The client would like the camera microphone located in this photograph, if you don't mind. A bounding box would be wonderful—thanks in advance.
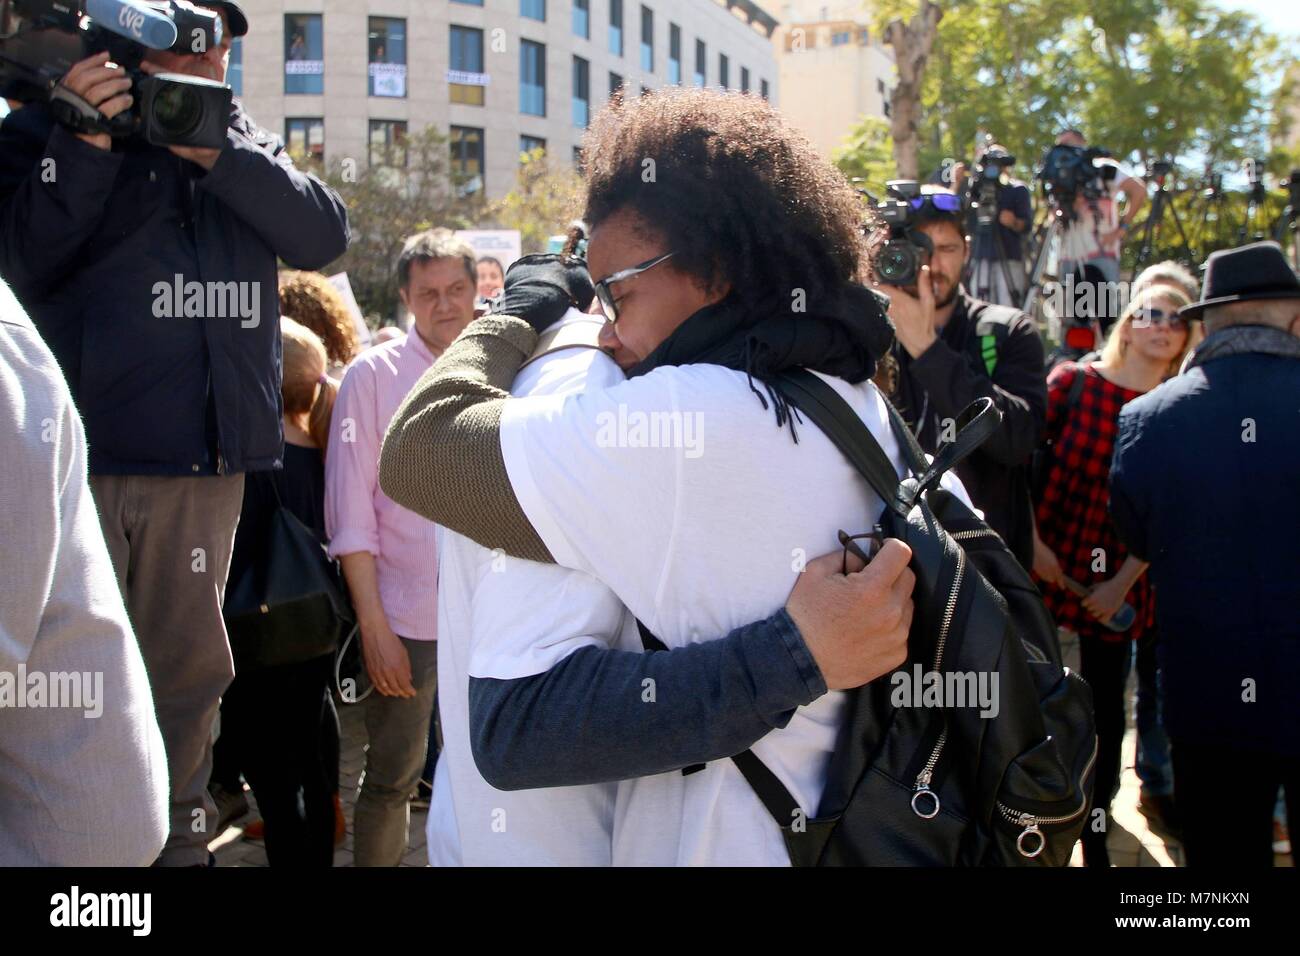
[85,0,180,51]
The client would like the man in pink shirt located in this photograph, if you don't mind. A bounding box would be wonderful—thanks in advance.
[326,229,477,866]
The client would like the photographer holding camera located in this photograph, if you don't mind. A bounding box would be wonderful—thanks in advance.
[0,1,350,866]
[965,145,1033,308]
[878,185,1047,571]
[1054,129,1146,284]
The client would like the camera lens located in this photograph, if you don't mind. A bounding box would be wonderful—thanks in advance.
[878,242,915,284]
[151,82,204,140]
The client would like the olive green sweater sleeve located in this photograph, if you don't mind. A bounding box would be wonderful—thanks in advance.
[378,314,553,562]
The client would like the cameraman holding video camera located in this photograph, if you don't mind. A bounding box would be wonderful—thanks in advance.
[0,1,350,866]
[1054,129,1146,284]
[964,144,1033,308]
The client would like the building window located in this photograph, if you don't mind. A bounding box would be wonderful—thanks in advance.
[521,0,545,22]
[694,39,705,87]
[572,55,590,127]
[668,23,681,84]
[573,145,584,171]
[740,66,749,94]
[368,17,407,97]
[832,30,851,46]
[609,0,623,57]
[640,6,654,72]
[453,0,483,4]
[369,120,407,167]
[573,0,589,39]
[760,78,769,100]
[284,14,324,94]
[520,40,546,116]
[449,26,486,106]
[609,71,623,99]
[285,117,324,162]
[228,36,242,95]
[450,126,484,194]
[719,53,729,89]
[877,79,886,95]
[520,135,546,159]
[857,27,870,45]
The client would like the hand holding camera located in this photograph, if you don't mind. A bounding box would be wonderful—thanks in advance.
[58,51,132,151]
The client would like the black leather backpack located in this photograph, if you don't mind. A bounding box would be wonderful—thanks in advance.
[724,370,1097,866]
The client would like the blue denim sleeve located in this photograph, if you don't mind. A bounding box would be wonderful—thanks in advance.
[467,608,827,790]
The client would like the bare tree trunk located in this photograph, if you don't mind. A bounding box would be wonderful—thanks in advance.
[885,1,945,180]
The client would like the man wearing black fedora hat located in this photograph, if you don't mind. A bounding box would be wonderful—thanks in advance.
[1109,240,1300,868]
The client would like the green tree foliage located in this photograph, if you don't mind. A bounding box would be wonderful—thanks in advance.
[314,126,485,323]
[833,116,896,195]
[488,148,584,255]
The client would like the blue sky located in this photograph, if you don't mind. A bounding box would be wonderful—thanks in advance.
[1217,0,1300,43]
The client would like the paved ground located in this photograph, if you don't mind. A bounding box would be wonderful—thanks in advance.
[211,631,1291,868]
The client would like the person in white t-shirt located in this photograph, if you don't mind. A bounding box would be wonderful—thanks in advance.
[1054,129,1147,285]
[380,89,939,865]
[430,306,935,865]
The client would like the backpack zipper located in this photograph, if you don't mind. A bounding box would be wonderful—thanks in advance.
[995,736,1099,858]
[950,528,997,541]
[910,546,966,819]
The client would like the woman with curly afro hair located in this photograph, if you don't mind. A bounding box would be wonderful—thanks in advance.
[379,88,950,866]
[278,270,361,376]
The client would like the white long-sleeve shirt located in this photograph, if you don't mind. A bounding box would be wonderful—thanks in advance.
[0,278,168,865]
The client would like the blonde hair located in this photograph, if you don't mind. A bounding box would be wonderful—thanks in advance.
[280,316,337,456]
[1098,285,1196,380]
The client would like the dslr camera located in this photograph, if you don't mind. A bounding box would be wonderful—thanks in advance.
[1038,143,1117,221]
[874,180,934,287]
[0,0,233,148]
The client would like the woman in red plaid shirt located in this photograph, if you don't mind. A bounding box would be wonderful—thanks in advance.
[1032,284,1197,866]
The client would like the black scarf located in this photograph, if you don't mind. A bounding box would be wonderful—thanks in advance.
[626,283,895,438]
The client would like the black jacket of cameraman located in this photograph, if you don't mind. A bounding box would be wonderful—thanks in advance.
[0,100,350,476]
[890,289,1046,568]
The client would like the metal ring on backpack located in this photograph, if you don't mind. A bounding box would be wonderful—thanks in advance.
[1016,828,1046,858]
[911,790,941,819]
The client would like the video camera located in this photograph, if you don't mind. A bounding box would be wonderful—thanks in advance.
[967,145,1015,228]
[1038,143,1117,220]
[874,180,934,287]
[0,0,232,148]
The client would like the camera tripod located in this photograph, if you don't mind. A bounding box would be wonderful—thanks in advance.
[963,197,1024,307]
[1278,170,1300,272]
[1193,172,1235,258]
[1132,161,1194,274]
[1240,158,1270,245]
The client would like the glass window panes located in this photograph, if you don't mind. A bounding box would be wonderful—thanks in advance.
[284,14,324,94]
[285,117,324,162]
[609,0,623,57]
[451,126,484,194]
[520,135,546,159]
[572,55,590,128]
[640,6,653,72]
[668,23,681,84]
[741,66,749,93]
[369,120,407,167]
[521,0,545,22]
[369,17,407,97]
[719,53,728,89]
[609,71,623,99]
[761,78,769,100]
[450,25,486,106]
[520,40,546,116]
[573,0,589,38]
[228,36,242,95]
[694,39,705,87]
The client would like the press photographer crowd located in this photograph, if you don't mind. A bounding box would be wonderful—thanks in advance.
[1,0,1298,873]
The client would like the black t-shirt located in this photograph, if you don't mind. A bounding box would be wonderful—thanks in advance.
[970,180,1032,261]
[227,442,326,593]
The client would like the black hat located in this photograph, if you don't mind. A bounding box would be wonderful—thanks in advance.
[205,1,249,38]
[1179,240,1300,319]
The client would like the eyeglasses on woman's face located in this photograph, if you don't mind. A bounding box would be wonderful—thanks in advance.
[592,251,676,325]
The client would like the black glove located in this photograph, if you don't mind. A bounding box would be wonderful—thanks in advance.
[492,254,595,333]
